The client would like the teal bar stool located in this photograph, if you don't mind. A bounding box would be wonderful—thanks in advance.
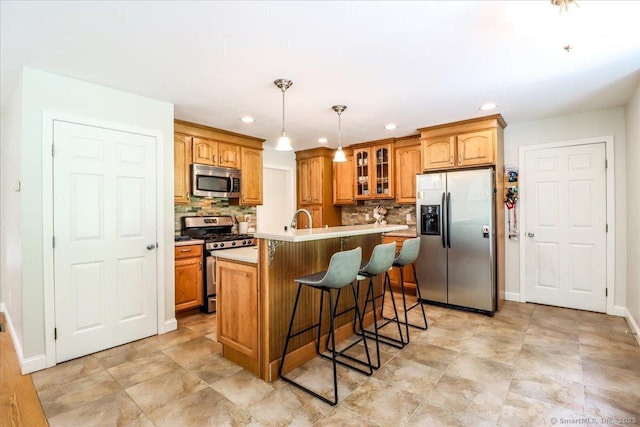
[354,241,405,368]
[383,237,428,344]
[278,247,372,406]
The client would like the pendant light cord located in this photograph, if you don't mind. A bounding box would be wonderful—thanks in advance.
[281,88,286,134]
[337,111,342,149]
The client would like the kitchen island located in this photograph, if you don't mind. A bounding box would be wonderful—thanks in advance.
[233,223,408,381]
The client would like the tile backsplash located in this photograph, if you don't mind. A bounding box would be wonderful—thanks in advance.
[341,201,416,226]
[175,196,256,234]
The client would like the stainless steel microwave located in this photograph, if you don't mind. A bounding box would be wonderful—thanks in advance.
[191,163,241,198]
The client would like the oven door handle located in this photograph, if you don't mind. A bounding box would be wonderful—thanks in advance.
[206,254,216,297]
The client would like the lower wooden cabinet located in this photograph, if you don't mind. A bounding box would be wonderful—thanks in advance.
[382,236,417,296]
[216,259,259,362]
[174,244,203,311]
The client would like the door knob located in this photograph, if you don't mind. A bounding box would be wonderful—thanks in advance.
[527,232,535,238]
[146,244,157,250]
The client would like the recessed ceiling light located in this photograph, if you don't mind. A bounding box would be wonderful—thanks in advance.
[479,103,497,111]
[240,116,255,123]
[384,123,397,130]
[318,137,328,144]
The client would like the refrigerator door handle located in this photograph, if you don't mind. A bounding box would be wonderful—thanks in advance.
[446,192,451,248]
[441,192,446,248]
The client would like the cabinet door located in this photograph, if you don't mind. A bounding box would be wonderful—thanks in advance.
[297,159,310,205]
[422,136,455,171]
[174,134,191,204]
[354,148,371,199]
[456,130,494,167]
[192,136,217,165]
[333,154,355,205]
[240,147,263,205]
[174,255,203,311]
[308,157,324,204]
[216,260,258,359]
[372,144,393,198]
[218,142,240,168]
[395,144,421,204]
[296,205,322,229]
[298,157,323,205]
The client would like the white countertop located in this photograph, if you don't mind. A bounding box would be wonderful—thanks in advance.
[253,223,409,242]
[174,239,205,247]
[213,246,258,264]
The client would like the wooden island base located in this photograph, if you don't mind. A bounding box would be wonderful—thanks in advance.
[213,223,409,382]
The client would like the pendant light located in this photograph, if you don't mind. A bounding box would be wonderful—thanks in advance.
[332,105,347,162]
[274,78,293,151]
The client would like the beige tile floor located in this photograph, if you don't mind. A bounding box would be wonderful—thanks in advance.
[32,298,640,426]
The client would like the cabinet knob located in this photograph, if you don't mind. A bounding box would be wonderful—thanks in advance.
[458,154,462,164]
[450,156,454,165]
[147,244,157,250]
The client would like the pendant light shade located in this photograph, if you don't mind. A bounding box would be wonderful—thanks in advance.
[332,105,347,163]
[274,79,293,151]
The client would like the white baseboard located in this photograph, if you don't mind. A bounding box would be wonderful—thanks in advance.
[21,354,48,374]
[2,303,49,374]
[625,308,640,346]
[610,305,626,317]
[163,318,177,333]
[504,292,521,302]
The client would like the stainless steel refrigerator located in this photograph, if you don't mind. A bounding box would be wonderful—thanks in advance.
[415,168,496,315]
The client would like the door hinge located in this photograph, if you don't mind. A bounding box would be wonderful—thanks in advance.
[52,235,56,248]
[606,224,609,233]
[54,328,57,340]
[605,159,608,169]
[606,288,608,297]
[52,145,55,156]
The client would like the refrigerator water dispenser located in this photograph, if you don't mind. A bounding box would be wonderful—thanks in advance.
[420,205,440,235]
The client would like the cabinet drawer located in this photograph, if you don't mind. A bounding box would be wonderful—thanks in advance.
[174,244,203,259]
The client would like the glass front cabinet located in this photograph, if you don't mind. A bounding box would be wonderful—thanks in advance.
[354,143,393,200]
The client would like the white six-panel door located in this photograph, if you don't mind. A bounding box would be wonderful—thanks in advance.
[524,143,606,312]
[53,120,158,362]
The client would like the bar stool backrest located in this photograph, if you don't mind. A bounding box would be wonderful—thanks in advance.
[361,242,396,276]
[394,237,420,266]
[315,247,362,289]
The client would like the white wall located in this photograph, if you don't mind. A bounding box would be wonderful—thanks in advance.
[0,72,24,355]
[625,82,640,332]
[503,108,627,308]
[13,68,174,361]
[257,146,297,231]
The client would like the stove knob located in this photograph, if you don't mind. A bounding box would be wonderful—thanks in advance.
[232,241,237,246]
[220,243,225,248]
[212,243,218,249]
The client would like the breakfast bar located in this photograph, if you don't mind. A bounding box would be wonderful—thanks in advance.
[221,223,407,382]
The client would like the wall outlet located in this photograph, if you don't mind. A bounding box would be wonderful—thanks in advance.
[406,213,412,222]
[364,213,370,221]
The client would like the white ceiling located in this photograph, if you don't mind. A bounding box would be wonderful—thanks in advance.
[2,1,639,151]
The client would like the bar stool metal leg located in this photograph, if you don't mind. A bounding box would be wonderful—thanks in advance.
[279,247,371,406]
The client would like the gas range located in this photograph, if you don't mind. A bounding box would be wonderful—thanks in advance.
[181,215,256,251]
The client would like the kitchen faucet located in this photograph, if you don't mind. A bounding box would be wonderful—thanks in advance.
[290,208,312,229]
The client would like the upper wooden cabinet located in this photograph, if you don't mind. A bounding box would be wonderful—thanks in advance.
[333,149,355,205]
[394,136,421,204]
[192,137,240,168]
[295,148,341,228]
[419,115,506,171]
[240,147,263,205]
[353,141,393,200]
[174,119,264,205]
[174,133,191,204]
[298,156,324,205]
